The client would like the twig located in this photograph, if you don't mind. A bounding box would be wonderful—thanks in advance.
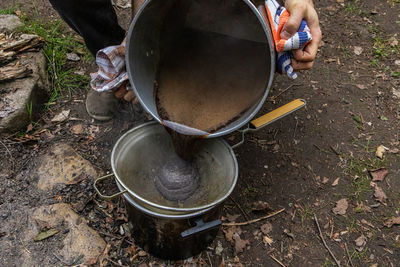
[222,208,285,226]
[313,215,341,267]
[229,196,250,221]
[329,145,341,156]
[98,231,133,245]
[270,255,286,267]
[106,257,126,267]
[19,237,31,254]
[345,243,355,267]
[52,253,68,265]
[271,84,302,100]
[206,251,213,267]
[0,140,14,169]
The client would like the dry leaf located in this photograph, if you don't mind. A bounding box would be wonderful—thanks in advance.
[389,148,399,154]
[389,37,398,47]
[66,52,80,61]
[332,198,348,215]
[384,217,400,227]
[369,168,388,181]
[219,258,225,267]
[226,214,240,222]
[361,219,374,228]
[138,250,147,257]
[376,145,388,159]
[355,235,367,247]
[233,233,249,254]
[260,222,273,235]
[51,110,70,122]
[332,178,340,186]
[251,201,271,212]
[322,177,329,184]
[34,228,59,241]
[354,46,363,55]
[263,235,273,246]
[356,84,366,90]
[374,186,387,204]
[223,226,241,243]
[72,124,84,135]
[215,241,223,255]
[355,202,371,213]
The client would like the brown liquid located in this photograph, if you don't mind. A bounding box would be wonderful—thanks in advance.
[154,29,269,200]
[156,29,268,134]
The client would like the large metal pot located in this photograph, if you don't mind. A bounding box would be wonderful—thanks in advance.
[94,122,238,259]
[125,0,276,138]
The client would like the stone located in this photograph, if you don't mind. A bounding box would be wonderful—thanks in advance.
[0,15,23,33]
[0,51,48,133]
[35,143,100,190]
[26,203,106,265]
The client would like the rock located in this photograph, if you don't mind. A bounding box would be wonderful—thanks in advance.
[0,15,23,33]
[35,143,100,190]
[26,203,106,265]
[0,51,48,133]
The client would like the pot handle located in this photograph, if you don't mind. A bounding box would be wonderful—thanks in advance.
[93,173,128,200]
[231,99,306,148]
[181,217,222,238]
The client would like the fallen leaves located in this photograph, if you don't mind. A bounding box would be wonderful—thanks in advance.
[369,168,388,181]
[353,46,363,55]
[354,235,367,251]
[51,109,70,122]
[332,198,348,215]
[263,235,273,246]
[223,226,249,254]
[34,228,59,242]
[71,124,84,135]
[375,145,389,159]
[260,222,272,235]
[251,201,271,212]
[373,185,387,204]
[384,217,400,228]
[331,178,340,186]
[233,233,249,254]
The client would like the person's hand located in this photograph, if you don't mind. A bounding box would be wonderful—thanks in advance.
[281,0,322,71]
[114,83,138,104]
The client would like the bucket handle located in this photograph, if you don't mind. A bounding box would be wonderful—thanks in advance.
[181,217,222,238]
[231,99,306,148]
[93,173,128,200]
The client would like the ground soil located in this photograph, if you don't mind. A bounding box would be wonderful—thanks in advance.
[1,0,400,266]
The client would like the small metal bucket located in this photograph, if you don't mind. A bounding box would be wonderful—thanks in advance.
[126,0,276,138]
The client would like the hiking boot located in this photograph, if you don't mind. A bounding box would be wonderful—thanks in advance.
[85,90,118,121]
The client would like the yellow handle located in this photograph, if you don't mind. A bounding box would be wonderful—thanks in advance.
[250,99,306,129]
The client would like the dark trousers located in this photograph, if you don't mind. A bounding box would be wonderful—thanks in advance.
[48,0,126,56]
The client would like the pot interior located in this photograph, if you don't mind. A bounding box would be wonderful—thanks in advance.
[126,0,275,137]
[112,122,238,212]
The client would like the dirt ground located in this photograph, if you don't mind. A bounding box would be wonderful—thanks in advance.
[1,0,400,266]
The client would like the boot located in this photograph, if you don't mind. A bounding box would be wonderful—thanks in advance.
[85,90,118,121]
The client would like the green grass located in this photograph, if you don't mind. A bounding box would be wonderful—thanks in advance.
[0,5,93,107]
[19,17,91,104]
[344,154,386,201]
[0,6,19,15]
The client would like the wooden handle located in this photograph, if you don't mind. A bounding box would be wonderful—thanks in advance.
[250,99,306,129]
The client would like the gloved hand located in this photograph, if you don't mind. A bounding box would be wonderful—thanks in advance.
[265,0,321,78]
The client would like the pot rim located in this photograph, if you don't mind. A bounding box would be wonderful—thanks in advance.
[111,121,238,213]
[117,180,216,219]
[125,0,276,138]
